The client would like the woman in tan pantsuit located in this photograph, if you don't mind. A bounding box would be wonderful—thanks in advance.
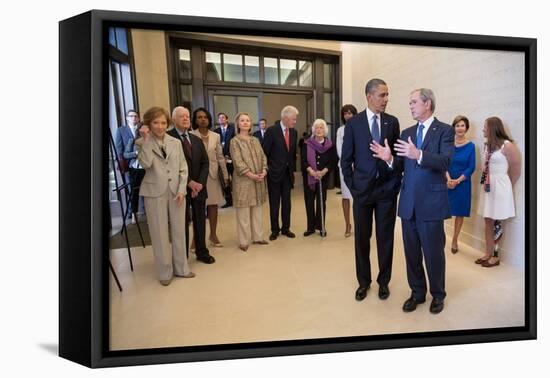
[191,107,229,248]
[230,112,269,251]
[136,106,195,286]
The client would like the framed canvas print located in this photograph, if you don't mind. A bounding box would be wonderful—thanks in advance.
[59,9,536,368]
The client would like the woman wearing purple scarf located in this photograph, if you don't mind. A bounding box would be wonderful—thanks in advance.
[301,119,338,237]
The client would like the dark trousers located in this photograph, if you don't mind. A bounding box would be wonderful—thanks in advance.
[401,214,446,301]
[223,162,234,205]
[128,168,145,214]
[303,176,327,232]
[353,197,397,288]
[267,175,292,233]
[186,195,209,258]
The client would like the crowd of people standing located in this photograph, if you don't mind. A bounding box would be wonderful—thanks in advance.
[114,78,522,314]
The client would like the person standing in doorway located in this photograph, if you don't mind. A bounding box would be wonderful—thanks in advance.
[215,112,235,208]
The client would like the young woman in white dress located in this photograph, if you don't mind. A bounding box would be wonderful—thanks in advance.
[477,116,521,267]
[336,104,358,237]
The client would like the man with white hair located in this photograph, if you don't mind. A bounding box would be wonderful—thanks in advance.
[168,106,215,264]
[262,105,299,240]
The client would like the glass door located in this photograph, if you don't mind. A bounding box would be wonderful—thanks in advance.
[207,89,263,131]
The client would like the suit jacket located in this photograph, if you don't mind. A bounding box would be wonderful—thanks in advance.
[341,110,402,204]
[191,129,229,181]
[397,118,455,221]
[122,134,139,167]
[262,122,298,183]
[214,124,236,157]
[114,124,136,159]
[135,134,188,198]
[167,128,209,201]
[253,129,266,144]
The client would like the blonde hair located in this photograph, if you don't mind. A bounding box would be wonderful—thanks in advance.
[235,112,252,134]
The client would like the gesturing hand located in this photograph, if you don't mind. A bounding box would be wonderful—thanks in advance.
[139,125,150,140]
[395,137,421,160]
[370,138,392,162]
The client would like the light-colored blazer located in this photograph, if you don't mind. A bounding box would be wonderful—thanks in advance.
[230,135,268,208]
[136,134,188,198]
[191,129,228,181]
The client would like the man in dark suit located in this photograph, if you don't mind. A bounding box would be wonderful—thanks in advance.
[262,106,298,240]
[168,106,215,264]
[214,112,235,208]
[341,78,402,302]
[253,118,268,143]
[393,88,454,314]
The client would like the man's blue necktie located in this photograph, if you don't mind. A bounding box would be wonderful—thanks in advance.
[371,115,380,143]
[416,123,425,149]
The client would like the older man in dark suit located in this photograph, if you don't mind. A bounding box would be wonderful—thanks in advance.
[392,88,454,314]
[262,106,298,240]
[341,78,402,302]
[168,106,215,264]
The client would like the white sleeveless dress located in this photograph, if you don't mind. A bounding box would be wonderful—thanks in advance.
[477,140,515,220]
[336,125,352,200]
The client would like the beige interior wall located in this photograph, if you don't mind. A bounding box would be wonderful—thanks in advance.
[131,29,170,113]
[342,42,525,267]
[193,32,342,52]
[263,93,307,134]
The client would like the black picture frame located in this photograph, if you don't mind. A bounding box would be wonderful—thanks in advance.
[59,9,537,368]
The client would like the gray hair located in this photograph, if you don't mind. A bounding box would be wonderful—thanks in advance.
[411,88,436,112]
[365,78,387,96]
[311,118,329,136]
[281,105,299,119]
[171,106,189,119]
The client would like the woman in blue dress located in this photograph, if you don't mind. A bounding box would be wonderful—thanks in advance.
[446,115,476,254]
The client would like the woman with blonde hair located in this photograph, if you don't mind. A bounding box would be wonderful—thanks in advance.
[477,116,521,267]
[136,106,195,285]
[230,112,269,251]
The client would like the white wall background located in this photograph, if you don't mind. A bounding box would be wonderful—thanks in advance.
[2,0,546,377]
[341,43,525,267]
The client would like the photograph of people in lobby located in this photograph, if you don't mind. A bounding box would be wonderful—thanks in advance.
[107,27,526,351]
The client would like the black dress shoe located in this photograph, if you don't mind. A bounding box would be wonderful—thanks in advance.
[196,254,216,264]
[303,230,315,237]
[430,298,445,314]
[355,286,370,301]
[269,232,279,241]
[402,296,425,312]
[378,285,390,300]
[281,230,296,238]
